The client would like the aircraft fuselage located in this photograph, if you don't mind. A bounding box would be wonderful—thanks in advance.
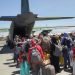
[9,12,35,40]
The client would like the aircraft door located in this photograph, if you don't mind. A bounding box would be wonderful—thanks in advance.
[13,26,26,38]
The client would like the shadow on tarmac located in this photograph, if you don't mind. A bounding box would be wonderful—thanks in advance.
[6,58,13,61]
[0,44,20,75]
[3,62,14,65]
[0,45,13,54]
[0,45,4,47]
[3,56,20,75]
[12,70,20,75]
[9,64,17,67]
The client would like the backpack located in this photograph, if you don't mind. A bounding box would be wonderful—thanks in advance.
[62,38,67,46]
[31,47,42,64]
[53,44,62,56]
[62,38,71,48]
[41,36,50,52]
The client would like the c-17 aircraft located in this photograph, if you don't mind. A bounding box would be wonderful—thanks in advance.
[0,0,75,41]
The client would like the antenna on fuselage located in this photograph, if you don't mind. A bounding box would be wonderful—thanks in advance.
[21,0,30,14]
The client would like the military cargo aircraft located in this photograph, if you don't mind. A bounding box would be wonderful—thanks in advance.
[0,0,75,41]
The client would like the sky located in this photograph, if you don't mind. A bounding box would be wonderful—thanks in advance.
[0,0,75,28]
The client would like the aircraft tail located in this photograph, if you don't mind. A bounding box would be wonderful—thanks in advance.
[21,0,30,14]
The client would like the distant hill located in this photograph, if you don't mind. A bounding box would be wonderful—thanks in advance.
[0,28,9,32]
[0,25,75,32]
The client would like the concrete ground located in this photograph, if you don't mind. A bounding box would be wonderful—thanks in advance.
[0,41,72,75]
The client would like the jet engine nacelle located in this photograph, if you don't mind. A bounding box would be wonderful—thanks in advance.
[14,12,36,26]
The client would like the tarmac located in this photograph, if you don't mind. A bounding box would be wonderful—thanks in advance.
[0,41,72,75]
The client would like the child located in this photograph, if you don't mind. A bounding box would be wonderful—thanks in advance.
[18,50,30,75]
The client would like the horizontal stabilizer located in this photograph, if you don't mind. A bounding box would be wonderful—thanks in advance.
[36,17,75,21]
[0,16,16,21]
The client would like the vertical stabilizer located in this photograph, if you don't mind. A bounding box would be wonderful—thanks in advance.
[21,0,30,14]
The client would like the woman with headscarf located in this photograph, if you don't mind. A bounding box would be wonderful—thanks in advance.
[61,33,71,69]
[28,39,44,75]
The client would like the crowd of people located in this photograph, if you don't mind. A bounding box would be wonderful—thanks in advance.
[10,32,75,75]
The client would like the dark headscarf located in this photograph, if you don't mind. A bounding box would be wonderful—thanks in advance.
[51,36,58,45]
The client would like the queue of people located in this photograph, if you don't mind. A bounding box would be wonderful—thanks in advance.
[11,32,75,75]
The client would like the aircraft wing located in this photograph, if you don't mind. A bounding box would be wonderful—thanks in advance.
[0,16,75,21]
[35,17,75,21]
[0,16,16,21]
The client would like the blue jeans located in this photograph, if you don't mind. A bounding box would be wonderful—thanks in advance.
[63,54,70,68]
